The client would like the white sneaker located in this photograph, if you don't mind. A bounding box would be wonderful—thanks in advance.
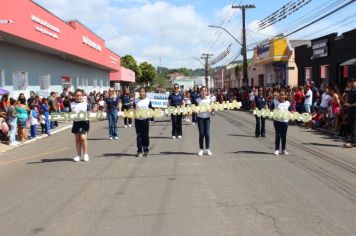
[114,136,119,140]
[124,125,128,128]
[109,136,113,140]
[73,156,81,162]
[273,150,279,156]
[83,154,89,162]
[177,135,182,139]
[128,124,132,128]
[282,150,289,155]
[172,136,176,139]
[192,123,196,126]
[198,150,204,156]
[10,141,19,146]
[205,149,213,156]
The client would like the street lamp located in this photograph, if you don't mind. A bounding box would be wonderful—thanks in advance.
[208,25,247,87]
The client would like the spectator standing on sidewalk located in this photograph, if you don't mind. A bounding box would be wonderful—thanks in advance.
[190,85,200,125]
[344,78,356,148]
[295,86,304,113]
[15,97,29,142]
[311,81,319,113]
[7,98,18,146]
[304,84,313,114]
[41,98,51,136]
[29,105,37,139]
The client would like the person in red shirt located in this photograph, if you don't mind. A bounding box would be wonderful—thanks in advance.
[295,86,304,113]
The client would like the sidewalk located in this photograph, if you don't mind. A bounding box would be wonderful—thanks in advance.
[0,121,72,154]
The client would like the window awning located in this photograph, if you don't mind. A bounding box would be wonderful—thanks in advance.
[340,58,356,66]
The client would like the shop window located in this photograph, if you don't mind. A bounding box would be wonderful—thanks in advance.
[0,70,5,87]
[320,65,329,86]
[93,79,98,88]
[82,78,85,87]
[39,74,50,90]
[304,67,312,82]
[99,79,103,88]
[12,71,28,91]
[76,77,80,89]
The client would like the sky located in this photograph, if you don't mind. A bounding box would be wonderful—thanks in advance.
[34,0,356,69]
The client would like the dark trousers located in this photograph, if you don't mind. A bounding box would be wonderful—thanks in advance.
[197,117,210,149]
[350,112,356,144]
[192,112,197,123]
[171,114,183,137]
[122,106,132,125]
[135,119,150,153]
[30,124,37,138]
[255,115,265,137]
[296,103,303,113]
[273,121,288,151]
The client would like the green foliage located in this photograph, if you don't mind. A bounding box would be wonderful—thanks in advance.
[139,62,156,87]
[121,55,142,78]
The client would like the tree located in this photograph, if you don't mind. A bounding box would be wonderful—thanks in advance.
[121,55,142,78]
[152,72,169,89]
[139,62,156,87]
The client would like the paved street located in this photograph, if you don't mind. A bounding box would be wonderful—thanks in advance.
[0,110,355,236]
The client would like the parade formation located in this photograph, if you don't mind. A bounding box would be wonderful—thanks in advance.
[1,0,356,235]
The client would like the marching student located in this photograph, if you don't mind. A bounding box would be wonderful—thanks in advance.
[168,84,185,139]
[71,89,90,162]
[190,85,200,125]
[271,90,291,156]
[121,87,132,128]
[196,86,213,156]
[105,88,120,140]
[254,87,267,137]
[134,87,153,157]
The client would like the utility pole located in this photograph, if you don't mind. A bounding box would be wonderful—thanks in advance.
[232,4,255,87]
[201,53,213,89]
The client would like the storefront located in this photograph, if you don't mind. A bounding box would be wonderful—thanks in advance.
[0,0,125,98]
[251,38,303,87]
[295,29,356,90]
[110,67,136,91]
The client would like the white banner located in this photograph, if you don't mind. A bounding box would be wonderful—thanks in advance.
[147,93,169,108]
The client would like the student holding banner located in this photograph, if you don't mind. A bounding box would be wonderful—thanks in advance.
[168,84,185,139]
[71,89,90,162]
[271,90,291,156]
[196,86,213,156]
[134,87,153,157]
[190,85,200,125]
[254,87,267,137]
[121,87,132,128]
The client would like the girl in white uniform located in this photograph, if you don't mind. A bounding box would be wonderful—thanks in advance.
[71,89,90,162]
[196,86,213,156]
[271,91,291,156]
[134,87,153,157]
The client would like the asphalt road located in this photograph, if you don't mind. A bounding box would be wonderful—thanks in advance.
[0,110,355,236]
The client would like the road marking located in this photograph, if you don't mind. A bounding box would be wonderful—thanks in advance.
[0,148,69,166]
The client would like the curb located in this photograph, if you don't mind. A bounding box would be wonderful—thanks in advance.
[0,124,72,154]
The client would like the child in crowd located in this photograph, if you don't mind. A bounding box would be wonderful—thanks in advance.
[184,91,191,122]
[306,108,323,129]
[30,105,38,139]
[40,113,46,134]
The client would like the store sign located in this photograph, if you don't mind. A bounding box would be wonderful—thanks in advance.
[62,76,72,84]
[256,44,269,57]
[31,15,60,39]
[0,20,14,24]
[110,56,118,64]
[82,36,102,52]
[312,39,328,58]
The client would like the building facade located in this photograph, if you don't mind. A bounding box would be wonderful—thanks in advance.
[295,29,356,90]
[0,0,133,98]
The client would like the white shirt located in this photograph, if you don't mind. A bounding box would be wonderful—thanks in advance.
[70,101,88,113]
[98,100,105,107]
[304,89,313,105]
[320,92,331,108]
[197,97,211,118]
[273,100,291,122]
[134,97,152,120]
[30,110,38,125]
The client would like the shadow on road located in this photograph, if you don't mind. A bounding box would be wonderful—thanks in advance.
[232,151,272,155]
[150,136,172,139]
[301,142,340,147]
[228,134,255,138]
[27,158,73,164]
[158,151,196,156]
[100,153,136,158]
